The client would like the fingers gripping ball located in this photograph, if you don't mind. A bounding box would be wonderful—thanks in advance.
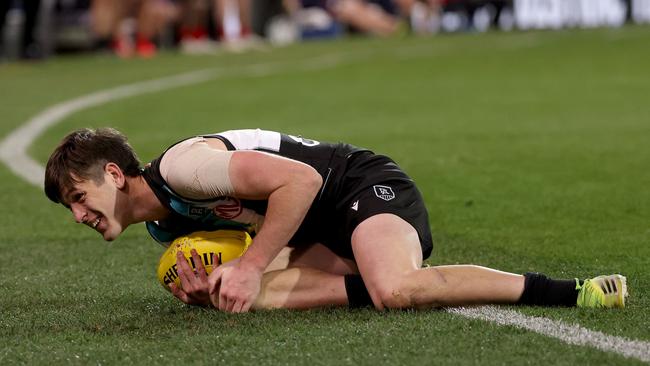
[157,230,252,291]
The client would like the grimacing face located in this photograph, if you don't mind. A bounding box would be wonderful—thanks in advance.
[62,165,125,241]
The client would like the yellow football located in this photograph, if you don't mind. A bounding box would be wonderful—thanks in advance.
[157,230,252,291]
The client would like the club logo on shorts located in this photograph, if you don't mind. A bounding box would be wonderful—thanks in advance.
[373,185,395,201]
[212,197,243,219]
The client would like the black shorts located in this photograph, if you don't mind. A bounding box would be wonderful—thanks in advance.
[293,150,434,261]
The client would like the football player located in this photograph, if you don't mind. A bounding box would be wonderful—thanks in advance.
[44,128,628,312]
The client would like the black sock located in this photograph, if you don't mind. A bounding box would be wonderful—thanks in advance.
[517,272,583,307]
[344,274,374,308]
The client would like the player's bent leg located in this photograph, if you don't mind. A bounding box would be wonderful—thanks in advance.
[265,247,293,272]
[265,244,359,275]
[253,267,348,310]
[288,243,359,275]
[351,213,525,310]
[253,244,357,311]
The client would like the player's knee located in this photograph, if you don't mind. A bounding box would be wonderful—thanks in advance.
[370,278,417,310]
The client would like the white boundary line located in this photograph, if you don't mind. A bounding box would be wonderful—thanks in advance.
[0,68,218,187]
[449,307,650,363]
[1,54,648,364]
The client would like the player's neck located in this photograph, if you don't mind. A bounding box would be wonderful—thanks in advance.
[124,175,169,224]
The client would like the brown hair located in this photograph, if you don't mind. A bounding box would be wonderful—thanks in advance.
[44,128,141,204]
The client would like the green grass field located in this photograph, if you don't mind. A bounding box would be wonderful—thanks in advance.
[1,27,650,365]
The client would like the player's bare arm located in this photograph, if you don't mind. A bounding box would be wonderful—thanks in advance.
[158,138,324,312]
[208,150,323,312]
[228,150,323,272]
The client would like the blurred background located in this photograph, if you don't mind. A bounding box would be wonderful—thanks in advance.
[1,0,649,62]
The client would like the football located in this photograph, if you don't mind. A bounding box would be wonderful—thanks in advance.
[157,230,252,291]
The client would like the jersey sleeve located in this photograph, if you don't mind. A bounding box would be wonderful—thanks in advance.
[159,137,235,199]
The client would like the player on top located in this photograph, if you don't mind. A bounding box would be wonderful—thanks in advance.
[44,128,628,312]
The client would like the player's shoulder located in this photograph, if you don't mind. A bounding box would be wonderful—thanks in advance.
[161,136,207,161]
[159,136,229,178]
[205,129,284,151]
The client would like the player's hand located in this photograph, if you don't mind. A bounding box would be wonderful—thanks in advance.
[208,257,262,313]
[169,249,211,307]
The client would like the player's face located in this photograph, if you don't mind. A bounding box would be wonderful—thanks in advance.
[63,169,125,241]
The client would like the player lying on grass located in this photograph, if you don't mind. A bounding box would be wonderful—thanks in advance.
[44,128,628,312]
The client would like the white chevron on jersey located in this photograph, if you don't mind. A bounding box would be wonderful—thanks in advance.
[217,129,282,151]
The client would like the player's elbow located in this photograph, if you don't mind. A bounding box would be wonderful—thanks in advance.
[309,167,323,192]
[296,164,323,196]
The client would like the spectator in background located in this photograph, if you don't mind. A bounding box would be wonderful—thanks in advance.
[178,0,217,54]
[90,0,178,58]
[333,0,440,35]
[398,0,441,34]
[179,0,259,54]
[0,0,43,60]
[279,0,439,38]
[289,0,400,37]
[215,0,253,43]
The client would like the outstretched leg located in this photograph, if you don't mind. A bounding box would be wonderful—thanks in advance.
[350,214,627,309]
[351,213,525,309]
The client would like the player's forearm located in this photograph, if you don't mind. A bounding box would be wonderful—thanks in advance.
[239,172,322,272]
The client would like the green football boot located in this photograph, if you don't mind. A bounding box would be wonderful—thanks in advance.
[576,274,628,308]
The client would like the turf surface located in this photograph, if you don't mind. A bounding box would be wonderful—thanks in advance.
[1,27,649,365]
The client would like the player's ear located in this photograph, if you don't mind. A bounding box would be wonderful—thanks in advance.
[105,162,126,189]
